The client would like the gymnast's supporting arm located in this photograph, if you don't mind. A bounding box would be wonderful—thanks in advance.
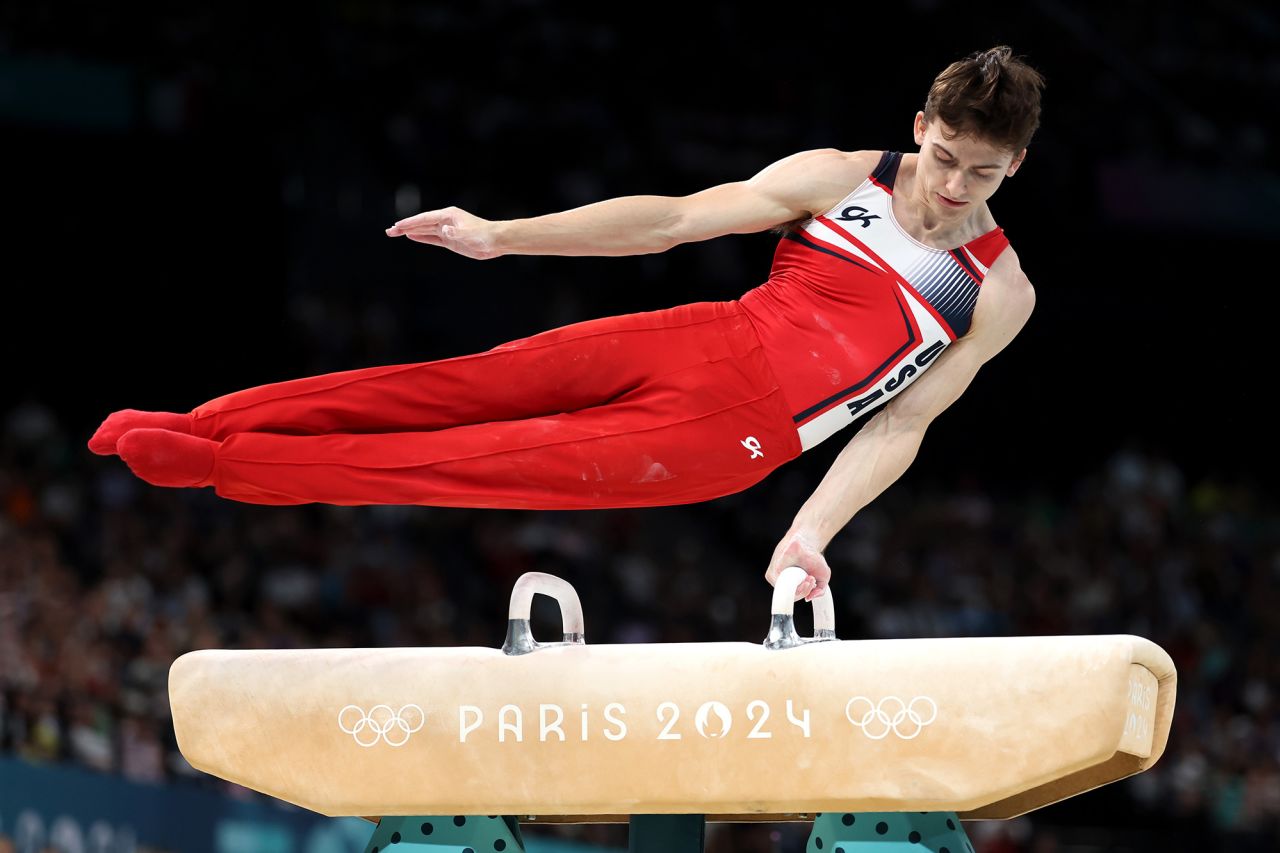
[385,148,857,258]
[766,249,1037,602]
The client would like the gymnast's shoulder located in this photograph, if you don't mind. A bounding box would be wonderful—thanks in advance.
[967,244,1036,351]
[751,147,882,218]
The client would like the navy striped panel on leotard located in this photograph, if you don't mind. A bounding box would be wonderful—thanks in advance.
[899,249,981,337]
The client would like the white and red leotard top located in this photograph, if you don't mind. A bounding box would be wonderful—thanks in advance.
[738,150,1012,452]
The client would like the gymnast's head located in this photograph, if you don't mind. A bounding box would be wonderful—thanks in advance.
[912,45,1046,215]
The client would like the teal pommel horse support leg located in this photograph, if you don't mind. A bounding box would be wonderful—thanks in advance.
[359,811,969,853]
[361,814,524,852]
[168,568,1176,853]
[807,812,972,853]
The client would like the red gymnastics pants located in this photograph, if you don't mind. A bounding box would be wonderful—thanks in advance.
[186,300,803,509]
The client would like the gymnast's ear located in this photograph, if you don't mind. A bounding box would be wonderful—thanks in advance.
[913,111,928,145]
[1007,147,1027,177]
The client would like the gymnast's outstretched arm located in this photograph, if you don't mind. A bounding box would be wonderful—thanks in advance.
[384,148,856,258]
[765,248,1037,602]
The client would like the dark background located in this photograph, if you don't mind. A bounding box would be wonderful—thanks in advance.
[2,2,1277,852]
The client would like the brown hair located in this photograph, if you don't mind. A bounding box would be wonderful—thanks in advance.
[769,46,1044,238]
[923,45,1045,154]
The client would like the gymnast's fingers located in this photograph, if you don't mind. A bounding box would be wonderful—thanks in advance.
[387,209,452,237]
[387,221,445,238]
[392,208,450,229]
[803,577,827,602]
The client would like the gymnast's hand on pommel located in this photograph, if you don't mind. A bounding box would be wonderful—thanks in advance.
[385,206,504,260]
[764,527,831,603]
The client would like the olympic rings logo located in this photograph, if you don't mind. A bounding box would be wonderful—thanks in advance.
[338,704,425,747]
[844,696,937,740]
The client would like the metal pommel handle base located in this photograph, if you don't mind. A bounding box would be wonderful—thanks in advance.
[764,566,837,650]
[502,572,587,656]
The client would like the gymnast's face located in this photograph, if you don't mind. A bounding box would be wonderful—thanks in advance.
[911,112,1026,217]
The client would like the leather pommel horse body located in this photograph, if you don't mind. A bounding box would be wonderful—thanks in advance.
[169,569,1176,852]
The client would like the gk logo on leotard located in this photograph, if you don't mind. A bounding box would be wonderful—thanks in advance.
[741,436,764,459]
[836,206,880,228]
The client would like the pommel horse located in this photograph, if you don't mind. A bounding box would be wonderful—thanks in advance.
[169,568,1176,852]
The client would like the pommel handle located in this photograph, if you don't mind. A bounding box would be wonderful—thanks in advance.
[502,572,586,656]
[765,566,837,650]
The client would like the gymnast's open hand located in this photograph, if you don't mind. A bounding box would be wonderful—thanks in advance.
[765,528,831,603]
[386,206,504,260]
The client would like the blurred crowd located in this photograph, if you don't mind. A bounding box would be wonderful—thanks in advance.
[1,398,1277,852]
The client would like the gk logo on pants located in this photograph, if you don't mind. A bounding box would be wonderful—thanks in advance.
[741,436,764,459]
